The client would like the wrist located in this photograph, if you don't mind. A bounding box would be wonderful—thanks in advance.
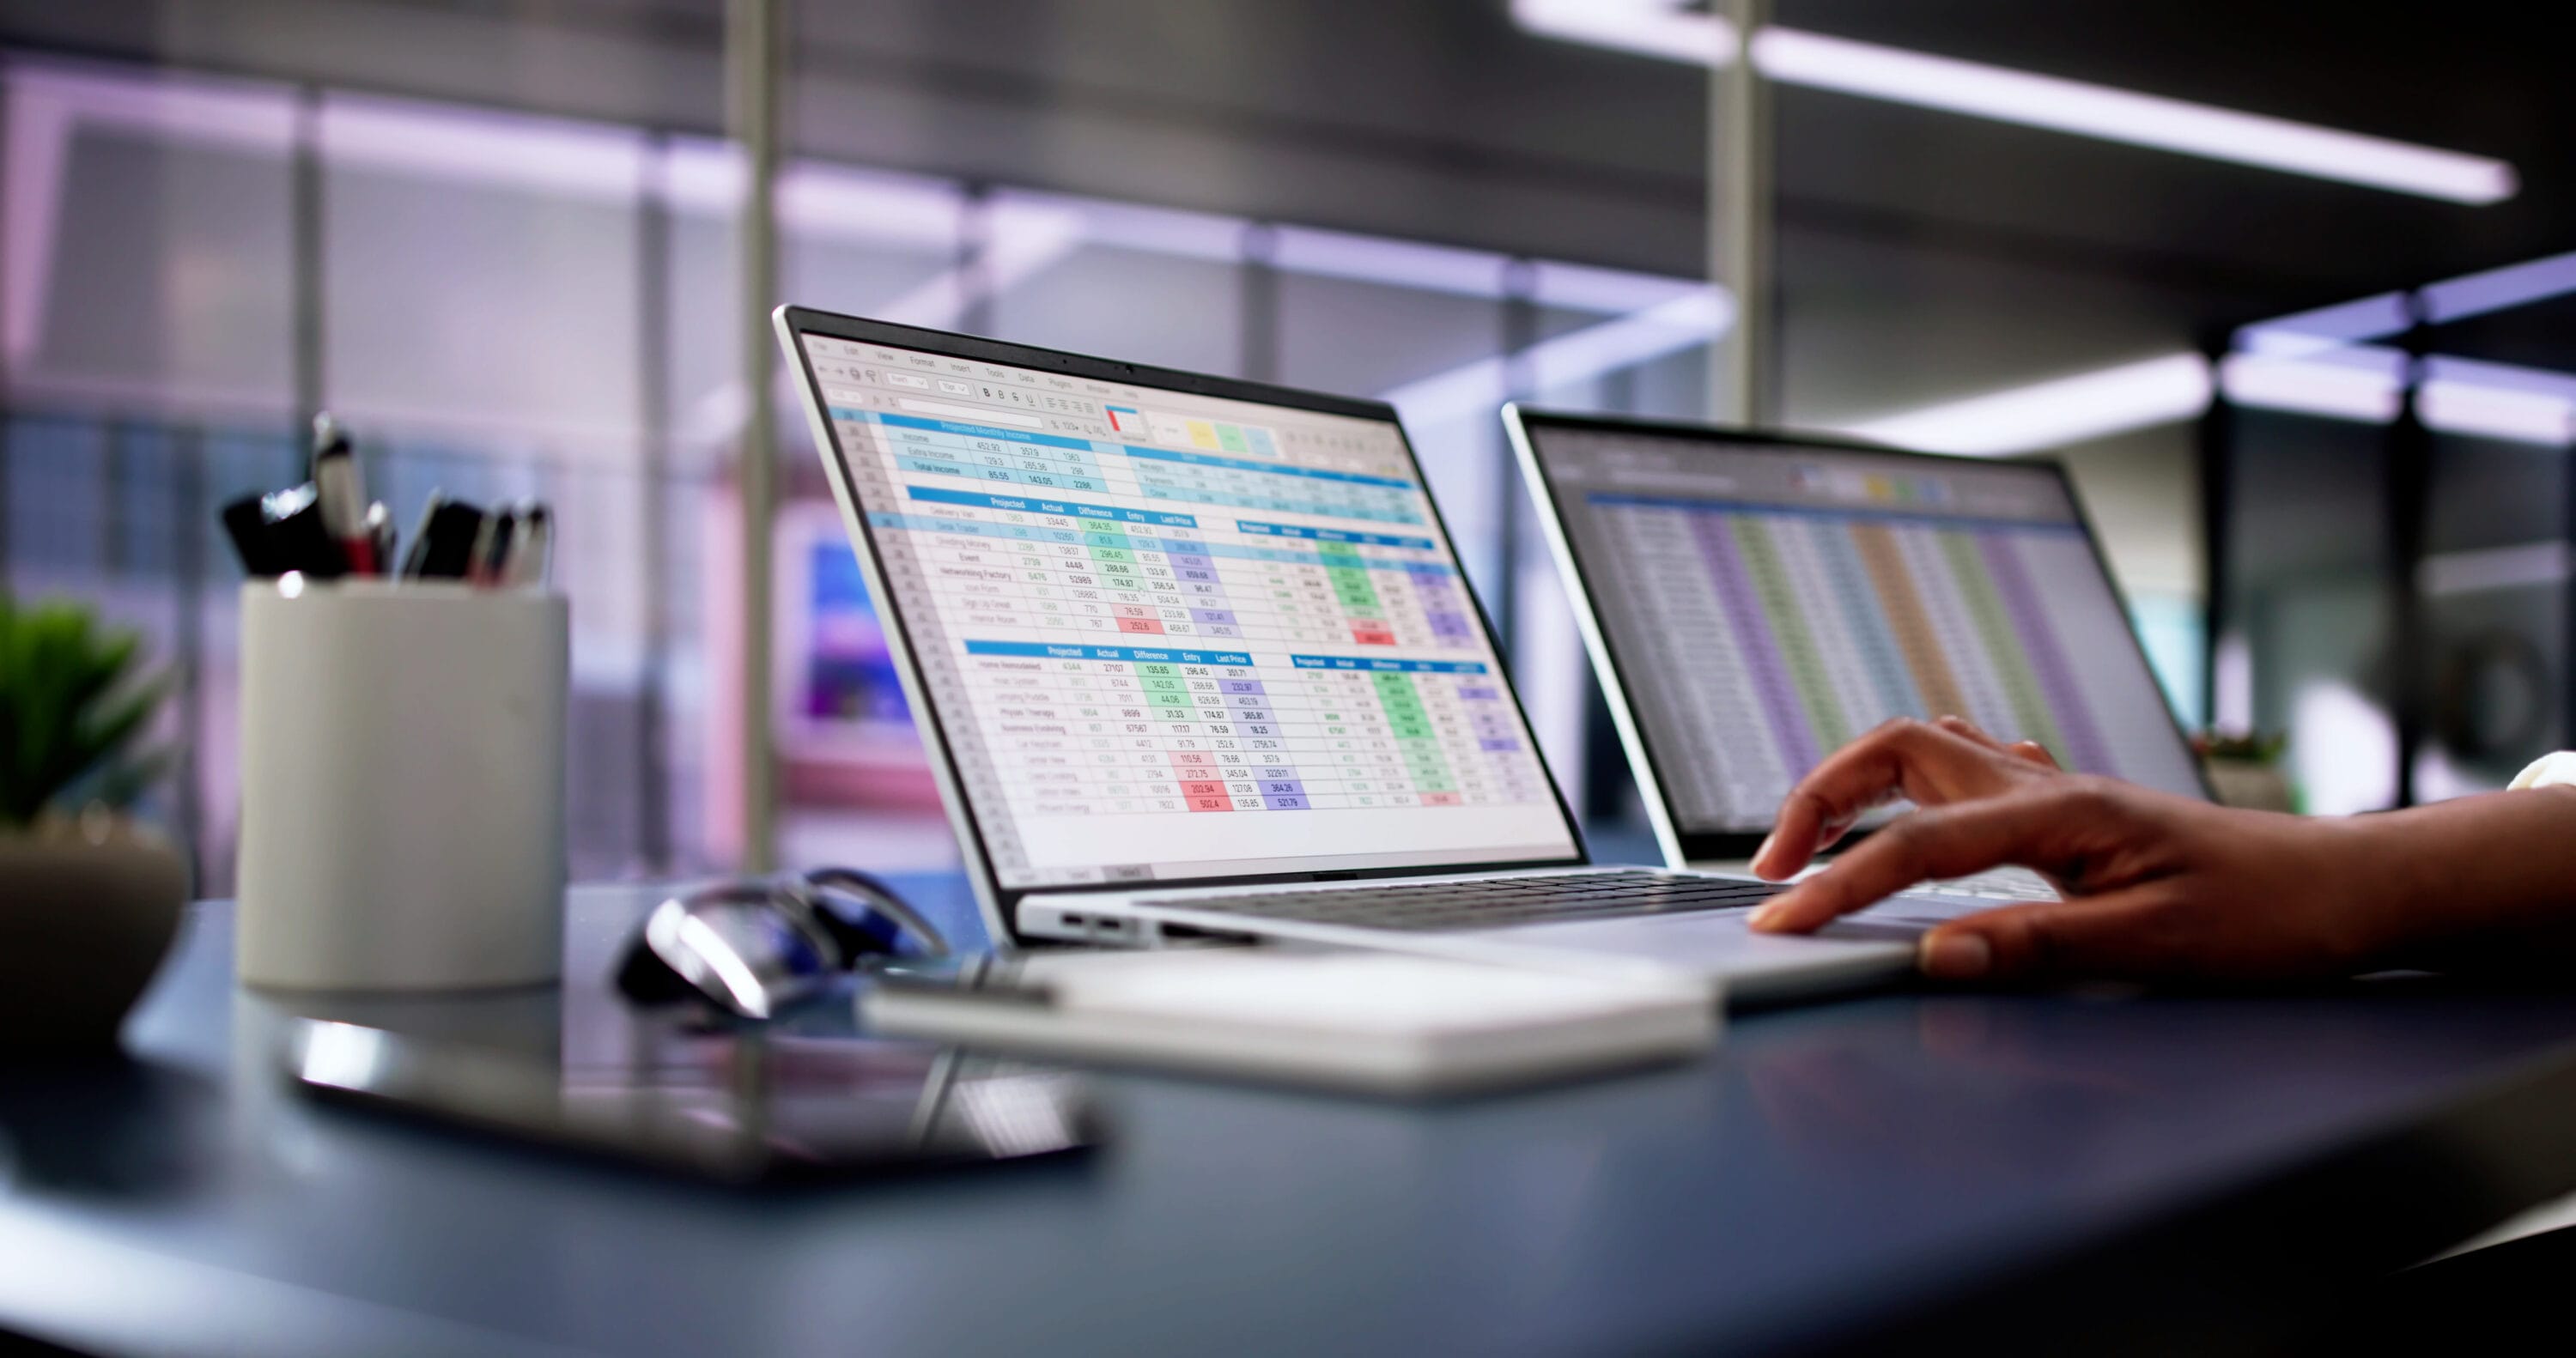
[2337,787,2576,973]
[2311,814,2433,968]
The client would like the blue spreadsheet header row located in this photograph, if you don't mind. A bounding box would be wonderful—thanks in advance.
[1291,653,1492,674]
[906,485,1199,528]
[966,640,1258,666]
[1235,520,1437,550]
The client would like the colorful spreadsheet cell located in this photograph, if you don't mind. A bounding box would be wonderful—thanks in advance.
[953,641,1548,817]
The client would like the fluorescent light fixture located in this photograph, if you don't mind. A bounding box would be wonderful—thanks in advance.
[2234,293,2410,357]
[1750,29,2515,204]
[2414,355,2576,446]
[1379,288,1731,428]
[322,93,647,199]
[1842,352,2213,456]
[2417,380,2575,446]
[1532,260,1709,313]
[1027,194,1245,264]
[1274,226,1512,300]
[2421,248,2576,324]
[1510,0,1736,68]
[1515,1,2519,203]
[2218,349,2405,423]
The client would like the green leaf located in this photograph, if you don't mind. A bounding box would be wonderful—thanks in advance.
[0,591,173,828]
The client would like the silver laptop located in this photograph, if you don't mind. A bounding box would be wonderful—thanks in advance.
[1504,406,2212,893]
[777,308,1956,1006]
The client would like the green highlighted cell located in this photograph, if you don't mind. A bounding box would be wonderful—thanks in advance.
[1734,518,1850,749]
[1371,672,1454,792]
[1937,531,2067,760]
[1320,542,1382,615]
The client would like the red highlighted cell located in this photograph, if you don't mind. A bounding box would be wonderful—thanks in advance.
[1351,627,1396,646]
[1184,784,1233,811]
[1167,753,1215,770]
[1421,791,1462,806]
[1118,618,1166,634]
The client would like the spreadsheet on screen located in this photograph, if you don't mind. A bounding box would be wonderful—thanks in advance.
[796,333,1577,888]
[1526,425,2204,835]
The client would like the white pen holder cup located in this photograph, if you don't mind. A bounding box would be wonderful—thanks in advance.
[236,579,568,991]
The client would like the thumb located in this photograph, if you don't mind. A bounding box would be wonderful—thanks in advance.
[1917,892,2184,982]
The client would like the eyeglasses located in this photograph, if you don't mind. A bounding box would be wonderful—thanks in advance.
[615,868,951,1021]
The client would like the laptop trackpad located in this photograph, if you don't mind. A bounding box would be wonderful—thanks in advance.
[1502,912,1917,969]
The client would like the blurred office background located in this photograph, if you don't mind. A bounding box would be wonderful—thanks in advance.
[4,0,2573,891]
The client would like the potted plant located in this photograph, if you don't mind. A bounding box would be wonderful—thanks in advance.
[2192,730,2295,813]
[0,592,191,1056]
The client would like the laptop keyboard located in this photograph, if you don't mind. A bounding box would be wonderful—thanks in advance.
[1911,867,2062,902]
[1156,870,1786,933]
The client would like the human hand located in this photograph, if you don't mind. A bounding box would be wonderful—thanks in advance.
[1749,715,2063,879]
[1744,718,2401,984]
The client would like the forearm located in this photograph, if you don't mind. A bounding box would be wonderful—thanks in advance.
[2341,786,2576,973]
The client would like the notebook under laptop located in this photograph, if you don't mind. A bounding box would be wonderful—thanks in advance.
[776,308,1951,1005]
[1504,406,2212,893]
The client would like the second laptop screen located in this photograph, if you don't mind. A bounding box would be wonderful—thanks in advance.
[1527,422,2205,836]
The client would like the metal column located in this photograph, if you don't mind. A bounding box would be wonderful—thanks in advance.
[2196,343,2236,731]
[290,85,325,438]
[1713,0,1775,426]
[2564,440,2576,756]
[1497,258,1540,651]
[2386,293,2436,809]
[728,0,782,870]
[636,135,675,873]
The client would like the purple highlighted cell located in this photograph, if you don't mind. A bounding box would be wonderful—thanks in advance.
[1222,678,1266,694]
[1264,795,1310,810]
[1458,686,1499,700]
[1479,739,1521,752]
[1261,779,1305,795]
[1193,609,1240,627]
[1976,534,2113,773]
[1255,765,1297,780]
[1690,513,1820,775]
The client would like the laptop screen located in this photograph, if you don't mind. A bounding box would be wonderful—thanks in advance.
[1517,415,2205,842]
[788,321,1579,892]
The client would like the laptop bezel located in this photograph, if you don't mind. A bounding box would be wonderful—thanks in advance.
[777,306,1592,946]
[1504,403,2215,865]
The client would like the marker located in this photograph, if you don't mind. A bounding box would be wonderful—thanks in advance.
[410,499,490,579]
[259,482,348,579]
[311,415,375,575]
[221,493,283,577]
[398,490,448,579]
[364,502,395,576]
[467,507,519,587]
[503,503,552,588]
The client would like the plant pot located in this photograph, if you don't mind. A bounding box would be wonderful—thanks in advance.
[2202,757,2296,814]
[0,816,191,1058]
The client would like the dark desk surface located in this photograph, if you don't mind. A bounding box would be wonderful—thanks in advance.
[7,879,2576,1357]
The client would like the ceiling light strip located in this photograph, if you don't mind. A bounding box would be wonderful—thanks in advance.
[1840,352,2214,456]
[1514,0,2518,204]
